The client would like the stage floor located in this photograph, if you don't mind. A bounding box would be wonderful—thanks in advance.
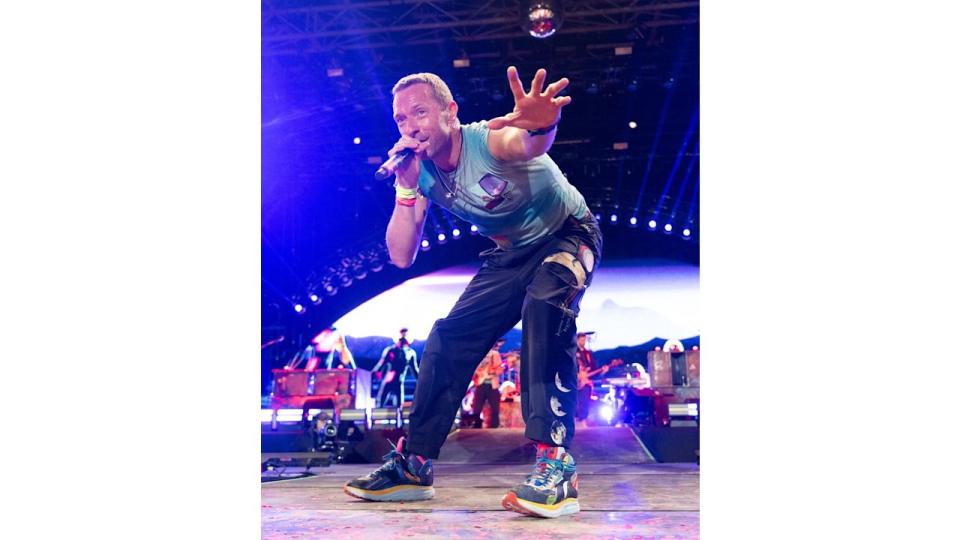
[262,428,699,539]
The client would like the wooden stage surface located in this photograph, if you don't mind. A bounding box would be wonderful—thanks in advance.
[262,427,699,539]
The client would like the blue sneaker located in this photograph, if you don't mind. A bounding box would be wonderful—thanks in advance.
[343,437,435,501]
[501,444,580,518]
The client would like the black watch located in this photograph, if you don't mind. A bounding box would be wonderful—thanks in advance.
[527,121,559,136]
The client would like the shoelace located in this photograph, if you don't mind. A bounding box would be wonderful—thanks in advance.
[372,441,404,476]
[525,457,563,488]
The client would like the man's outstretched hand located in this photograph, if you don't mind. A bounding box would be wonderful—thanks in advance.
[487,66,571,131]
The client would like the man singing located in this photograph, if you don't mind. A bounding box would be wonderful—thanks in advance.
[344,67,602,519]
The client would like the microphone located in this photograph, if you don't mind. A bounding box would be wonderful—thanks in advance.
[374,148,414,181]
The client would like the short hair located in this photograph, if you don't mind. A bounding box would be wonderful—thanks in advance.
[392,73,454,107]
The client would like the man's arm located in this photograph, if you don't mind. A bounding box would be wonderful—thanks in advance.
[386,194,429,268]
[384,135,431,268]
[486,66,571,162]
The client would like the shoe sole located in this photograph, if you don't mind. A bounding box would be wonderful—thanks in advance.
[343,484,435,502]
[501,491,580,518]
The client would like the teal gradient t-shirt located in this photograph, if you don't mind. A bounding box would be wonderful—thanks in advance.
[418,120,588,250]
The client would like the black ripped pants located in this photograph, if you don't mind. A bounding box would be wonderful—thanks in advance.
[406,213,602,459]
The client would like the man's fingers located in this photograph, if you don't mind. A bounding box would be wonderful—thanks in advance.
[543,77,569,98]
[506,66,525,103]
[553,95,572,107]
[388,138,426,157]
[530,68,547,95]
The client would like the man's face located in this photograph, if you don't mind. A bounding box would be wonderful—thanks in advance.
[577,335,587,348]
[393,83,456,159]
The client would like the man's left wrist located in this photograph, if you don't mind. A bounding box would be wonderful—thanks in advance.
[527,120,559,136]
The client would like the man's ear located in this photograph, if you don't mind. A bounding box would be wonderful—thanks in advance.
[447,100,459,127]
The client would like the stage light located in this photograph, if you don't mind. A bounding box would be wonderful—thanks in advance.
[600,405,614,423]
[664,223,673,233]
[648,219,657,230]
[682,228,692,238]
[420,239,431,251]
[629,216,638,227]
[309,293,320,304]
[323,281,337,296]
[353,137,361,145]
[326,67,343,78]
[628,121,637,129]
[437,232,447,244]
[594,212,602,222]
[470,224,479,234]
[451,228,461,238]
[609,214,618,224]
[692,345,699,351]
[369,251,385,272]
[453,57,470,68]
[293,303,305,314]
[524,1,561,39]
[339,273,353,288]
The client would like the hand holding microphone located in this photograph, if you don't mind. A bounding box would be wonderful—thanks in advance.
[374,136,429,184]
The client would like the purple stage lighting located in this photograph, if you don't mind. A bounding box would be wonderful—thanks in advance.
[437,233,447,244]
[293,303,304,313]
[648,219,657,229]
[309,293,319,303]
[610,214,618,223]
[451,228,461,238]
[469,224,479,234]
[629,216,638,226]
[682,228,692,237]
[664,223,673,233]
[353,137,361,145]
[420,239,430,250]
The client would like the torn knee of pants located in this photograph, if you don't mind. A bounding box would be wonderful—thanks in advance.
[526,252,588,315]
[542,252,587,289]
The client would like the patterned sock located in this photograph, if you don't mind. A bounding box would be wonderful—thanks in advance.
[536,442,567,460]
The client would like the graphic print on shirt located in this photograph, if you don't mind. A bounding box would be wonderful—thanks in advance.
[477,173,511,210]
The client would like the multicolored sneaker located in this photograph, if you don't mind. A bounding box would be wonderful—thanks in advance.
[343,437,435,501]
[501,444,580,518]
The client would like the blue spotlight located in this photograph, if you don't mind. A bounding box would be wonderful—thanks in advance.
[420,239,431,251]
[293,303,305,314]
[470,224,479,235]
[609,213,618,224]
[664,223,673,233]
[451,228,461,239]
[594,212,603,222]
[648,219,657,230]
[437,232,447,244]
[628,121,637,129]
[682,228,692,238]
[353,137,361,145]
[629,216,638,227]
[309,293,319,303]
